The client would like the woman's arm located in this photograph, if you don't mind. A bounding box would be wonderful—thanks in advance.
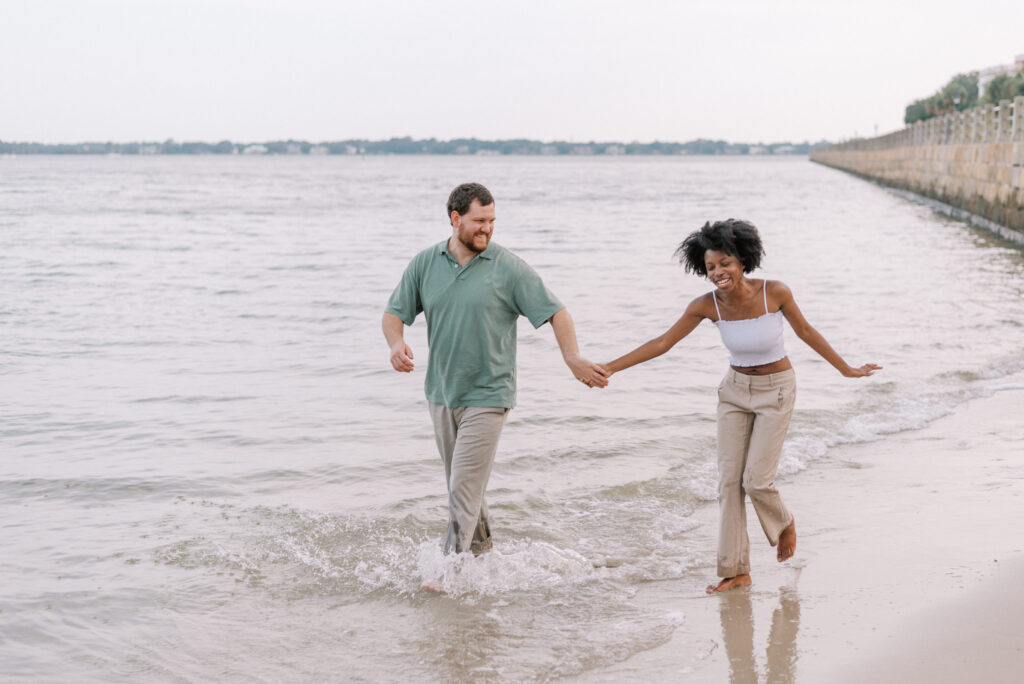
[774,281,881,378]
[602,296,708,376]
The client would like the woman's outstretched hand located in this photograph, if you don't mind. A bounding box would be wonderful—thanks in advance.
[842,363,883,378]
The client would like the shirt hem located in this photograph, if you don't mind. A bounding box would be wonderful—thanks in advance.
[728,353,788,367]
[426,396,515,409]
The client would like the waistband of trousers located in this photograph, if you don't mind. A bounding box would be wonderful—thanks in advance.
[724,367,795,389]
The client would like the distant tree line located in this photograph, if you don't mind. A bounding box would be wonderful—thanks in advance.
[0,137,830,156]
[904,68,1024,124]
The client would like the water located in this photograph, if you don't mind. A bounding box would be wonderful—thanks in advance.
[2,155,1023,681]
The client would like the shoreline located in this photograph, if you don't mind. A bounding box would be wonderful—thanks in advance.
[580,375,1024,681]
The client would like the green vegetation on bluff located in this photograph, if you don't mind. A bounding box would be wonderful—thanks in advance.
[905,69,1024,124]
[982,71,1024,105]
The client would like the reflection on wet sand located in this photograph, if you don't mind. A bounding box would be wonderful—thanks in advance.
[719,582,801,684]
[720,590,757,684]
[417,581,684,681]
[419,597,506,681]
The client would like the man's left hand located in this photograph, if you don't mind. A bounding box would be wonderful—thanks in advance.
[566,355,609,389]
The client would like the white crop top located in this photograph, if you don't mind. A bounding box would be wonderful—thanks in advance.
[713,282,787,367]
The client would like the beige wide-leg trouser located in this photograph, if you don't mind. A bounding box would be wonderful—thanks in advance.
[427,403,509,555]
[716,368,796,578]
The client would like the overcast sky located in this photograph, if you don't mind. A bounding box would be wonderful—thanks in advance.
[3,0,1023,144]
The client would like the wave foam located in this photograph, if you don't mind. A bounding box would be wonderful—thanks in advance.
[415,539,599,598]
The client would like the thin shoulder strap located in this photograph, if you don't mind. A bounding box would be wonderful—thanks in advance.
[712,290,722,322]
[762,280,769,314]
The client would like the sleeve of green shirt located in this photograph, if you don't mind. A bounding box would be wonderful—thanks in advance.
[384,255,423,325]
[511,260,564,329]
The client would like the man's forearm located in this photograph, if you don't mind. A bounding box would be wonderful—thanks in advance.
[548,308,579,360]
[382,312,406,348]
[549,308,608,387]
[383,312,415,372]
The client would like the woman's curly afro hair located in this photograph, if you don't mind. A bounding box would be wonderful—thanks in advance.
[674,219,764,277]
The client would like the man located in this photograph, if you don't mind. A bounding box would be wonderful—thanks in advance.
[382,182,606,582]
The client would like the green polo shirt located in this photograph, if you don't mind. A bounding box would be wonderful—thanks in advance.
[385,239,564,409]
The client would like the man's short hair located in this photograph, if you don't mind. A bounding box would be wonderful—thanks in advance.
[447,183,494,218]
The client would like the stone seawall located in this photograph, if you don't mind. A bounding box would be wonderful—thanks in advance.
[810,96,1024,241]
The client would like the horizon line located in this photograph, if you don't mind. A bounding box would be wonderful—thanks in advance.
[1,135,834,147]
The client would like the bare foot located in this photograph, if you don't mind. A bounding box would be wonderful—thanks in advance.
[706,573,752,594]
[777,518,797,562]
[421,576,445,593]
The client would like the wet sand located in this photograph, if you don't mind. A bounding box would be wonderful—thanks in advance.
[582,375,1024,682]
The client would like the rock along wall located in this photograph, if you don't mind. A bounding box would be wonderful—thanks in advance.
[810,96,1024,240]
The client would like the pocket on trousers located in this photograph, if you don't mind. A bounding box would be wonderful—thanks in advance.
[777,383,796,408]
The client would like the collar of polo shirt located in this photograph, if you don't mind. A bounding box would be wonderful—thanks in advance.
[440,239,494,260]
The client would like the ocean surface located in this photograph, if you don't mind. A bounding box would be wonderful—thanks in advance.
[2,155,1023,682]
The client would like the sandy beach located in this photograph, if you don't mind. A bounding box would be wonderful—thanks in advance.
[583,374,1024,682]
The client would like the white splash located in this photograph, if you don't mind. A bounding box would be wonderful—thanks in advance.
[415,539,600,598]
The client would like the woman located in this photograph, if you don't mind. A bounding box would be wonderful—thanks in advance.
[600,219,880,594]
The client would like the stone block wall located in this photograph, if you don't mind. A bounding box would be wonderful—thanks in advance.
[810,96,1024,237]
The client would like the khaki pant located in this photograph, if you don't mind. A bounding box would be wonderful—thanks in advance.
[716,368,796,577]
[427,403,509,555]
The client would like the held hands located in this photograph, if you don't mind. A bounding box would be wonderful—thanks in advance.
[566,354,609,389]
[842,363,883,378]
[389,342,415,373]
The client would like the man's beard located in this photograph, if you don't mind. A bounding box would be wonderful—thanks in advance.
[458,230,489,253]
